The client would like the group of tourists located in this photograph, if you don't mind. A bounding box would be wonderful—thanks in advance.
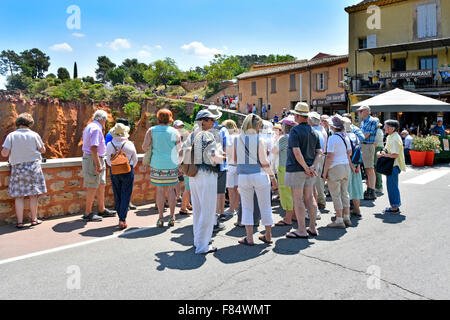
[1,102,406,254]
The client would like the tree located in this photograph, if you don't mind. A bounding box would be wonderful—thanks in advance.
[95,56,116,83]
[5,74,33,91]
[73,62,78,79]
[144,58,180,89]
[46,73,56,79]
[0,50,21,76]
[123,102,141,127]
[82,76,95,84]
[107,68,127,85]
[204,54,241,83]
[120,58,147,84]
[265,54,296,64]
[19,48,50,79]
[57,67,71,81]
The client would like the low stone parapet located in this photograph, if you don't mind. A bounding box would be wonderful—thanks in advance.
[0,155,156,224]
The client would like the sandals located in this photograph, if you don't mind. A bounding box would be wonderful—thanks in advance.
[168,217,175,227]
[156,218,164,228]
[16,222,24,229]
[258,235,273,244]
[286,231,309,239]
[275,220,292,227]
[238,238,255,246]
[118,221,128,230]
[383,207,401,214]
[179,210,190,216]
[307,229,319,237]
[31,219,42,226]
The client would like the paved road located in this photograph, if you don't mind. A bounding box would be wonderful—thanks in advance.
[1,164,449,300]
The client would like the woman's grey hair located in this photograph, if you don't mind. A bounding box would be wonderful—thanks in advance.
[94,110,108,122]
[309,117,321,126]
[385,119,400,131]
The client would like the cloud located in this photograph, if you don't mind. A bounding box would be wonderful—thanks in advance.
[72,32,85,38]
[97,38,131,51]
[137,50,152,59]
[155,45,162,49]
[50,43,73,52]
[181,41,221,59]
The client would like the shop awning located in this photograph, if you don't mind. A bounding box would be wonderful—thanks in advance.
[351,88,450,112]
[358,37,450,56]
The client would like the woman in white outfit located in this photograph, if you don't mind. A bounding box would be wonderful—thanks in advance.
[188,110,224,254]
[236,114,278,246]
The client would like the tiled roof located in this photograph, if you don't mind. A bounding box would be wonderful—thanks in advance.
[236,55,348,80]
[345,0,407,13]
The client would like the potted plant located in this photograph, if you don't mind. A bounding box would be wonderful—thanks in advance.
[423,136,442,166]
[410,136,427,167]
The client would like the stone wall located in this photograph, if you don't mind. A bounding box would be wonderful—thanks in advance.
[181,80,208,92]
[0,156,156,224]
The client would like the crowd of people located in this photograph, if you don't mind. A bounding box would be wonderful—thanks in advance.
[1,102,406,254]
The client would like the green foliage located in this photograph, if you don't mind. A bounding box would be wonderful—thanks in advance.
[5,74,33,91]
[412,135,442,152]
[46,73,56,79]
[218,111,239,124]
[144,57,180,88]
[204,55,240,83]
[107,68,127,85]
[57,67,71,81]
[29,79,49,97]
[46,79,83,101]
[190,104,203,123]
[110,85,137,105]
[120,58,148,84]
[0,50,21,76]
[18,48,50,79]
[123,102,141,127]
[95,56,116,83]
[82,76,95,84]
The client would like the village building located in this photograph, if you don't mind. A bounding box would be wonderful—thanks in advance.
[236,54,349,118]
[346,0,450,130]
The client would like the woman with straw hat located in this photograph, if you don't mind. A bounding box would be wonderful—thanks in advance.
[106,123,138,230]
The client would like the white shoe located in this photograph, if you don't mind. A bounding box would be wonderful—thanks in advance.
[316,213,321,220]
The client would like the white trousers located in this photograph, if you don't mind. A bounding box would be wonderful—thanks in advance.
[190,170,218,254]
[238,173,273,226]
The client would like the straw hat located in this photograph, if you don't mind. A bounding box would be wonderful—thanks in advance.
[109,123,130,138]
[207,105,223,119]
[290,102,310,117]
[328,115,345,130]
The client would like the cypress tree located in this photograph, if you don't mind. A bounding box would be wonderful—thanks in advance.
[73,62,78,79]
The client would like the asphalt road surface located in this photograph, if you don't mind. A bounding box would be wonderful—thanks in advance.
[1,164,449,300]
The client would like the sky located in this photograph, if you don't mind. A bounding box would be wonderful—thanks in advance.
[0,0,358,88]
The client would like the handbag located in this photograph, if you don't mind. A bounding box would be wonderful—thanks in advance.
[181,132,202,178]
[142,129,153,167]
[376,151,395,176]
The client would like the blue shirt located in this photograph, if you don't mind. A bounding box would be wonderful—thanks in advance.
[360,116,378,144]
[351,125,365,143]
[218,126,231,171]
[105,133,113,146]
[312,126,325,150]
[286,123,321,173]
[432,125,446,137]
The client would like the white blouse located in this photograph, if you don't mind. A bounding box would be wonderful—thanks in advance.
[106,138,138,167]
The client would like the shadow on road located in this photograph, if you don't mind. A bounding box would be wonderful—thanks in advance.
[170,225,194,246]
[273,238,313,255]
[52,219,87,233]
[374,213,406,224]
[119,226,167,239]
[154,248,206,271]
[79,225,118,237]
[213,244,270,264]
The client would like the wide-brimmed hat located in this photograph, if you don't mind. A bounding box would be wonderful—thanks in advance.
[273,124,282,131]
[290,102,310,117]
[109,123,130,138]
[207,105,223,119]
[281,115,297,127]
[173,120,184,127]
[328,115,345,130]
[195,109,218,121]
[308,112,321,122]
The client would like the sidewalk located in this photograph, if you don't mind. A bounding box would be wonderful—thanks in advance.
[0,202,188,261]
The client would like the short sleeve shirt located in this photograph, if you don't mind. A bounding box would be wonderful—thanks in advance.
[327,133,352,169]
[360,116,378,144]
[286,123,321,172]
[386,132,406,172]
[2,129,44,165]
[82,121,106,157]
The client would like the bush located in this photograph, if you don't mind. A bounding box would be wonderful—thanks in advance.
[110,85,137,106]
[123,102,141,128]
[5,74,33,91]
[190,104,203,123]
[46,79,83,101]
[412,135,442,152]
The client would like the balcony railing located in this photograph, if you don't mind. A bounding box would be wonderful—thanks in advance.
[352,69,450,92]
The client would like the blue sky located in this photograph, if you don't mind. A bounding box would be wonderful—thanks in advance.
[0,0,358,88]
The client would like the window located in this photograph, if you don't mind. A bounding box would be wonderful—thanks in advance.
[359,37,367,49]
[417,3,437,39]
[317,73,325,91]
[367,34,377,48]
[271,78,276,93]
[251,81,256,96]
[419,56,438,74]
[393,59,406,72]
[289,74,296,91]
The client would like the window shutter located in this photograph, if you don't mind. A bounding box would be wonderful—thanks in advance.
[324,72,328,91]
[338,68,343,88]
[418,5,427,38]
[271,78,276,93]
[313,73,317,92]
[290,74,295,91]
[427,3,437,37]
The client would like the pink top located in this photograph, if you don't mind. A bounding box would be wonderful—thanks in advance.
[82,121,106,157]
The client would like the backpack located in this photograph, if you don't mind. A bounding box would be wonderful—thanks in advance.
[348,133,363,165]
[181,132,200,178]
[110,142,131,175]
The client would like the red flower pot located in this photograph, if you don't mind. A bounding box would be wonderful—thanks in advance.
[425,151,435,166]
[410,150,426,167]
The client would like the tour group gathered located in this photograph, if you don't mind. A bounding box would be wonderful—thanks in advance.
[1,102,406,255]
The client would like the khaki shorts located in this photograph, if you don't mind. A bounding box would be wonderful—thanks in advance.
[284,171,316,189]
[361,143,376,169]
[82,154,106,189]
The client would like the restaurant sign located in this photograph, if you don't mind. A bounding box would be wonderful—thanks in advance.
[326,92,347,103]
[312,99,327,106]
[391,70,432,79]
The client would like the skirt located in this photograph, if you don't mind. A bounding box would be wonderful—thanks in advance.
[150,168,179,186]
[8,161,47,198]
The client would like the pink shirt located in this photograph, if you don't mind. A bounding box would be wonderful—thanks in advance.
[82,121,106,157]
